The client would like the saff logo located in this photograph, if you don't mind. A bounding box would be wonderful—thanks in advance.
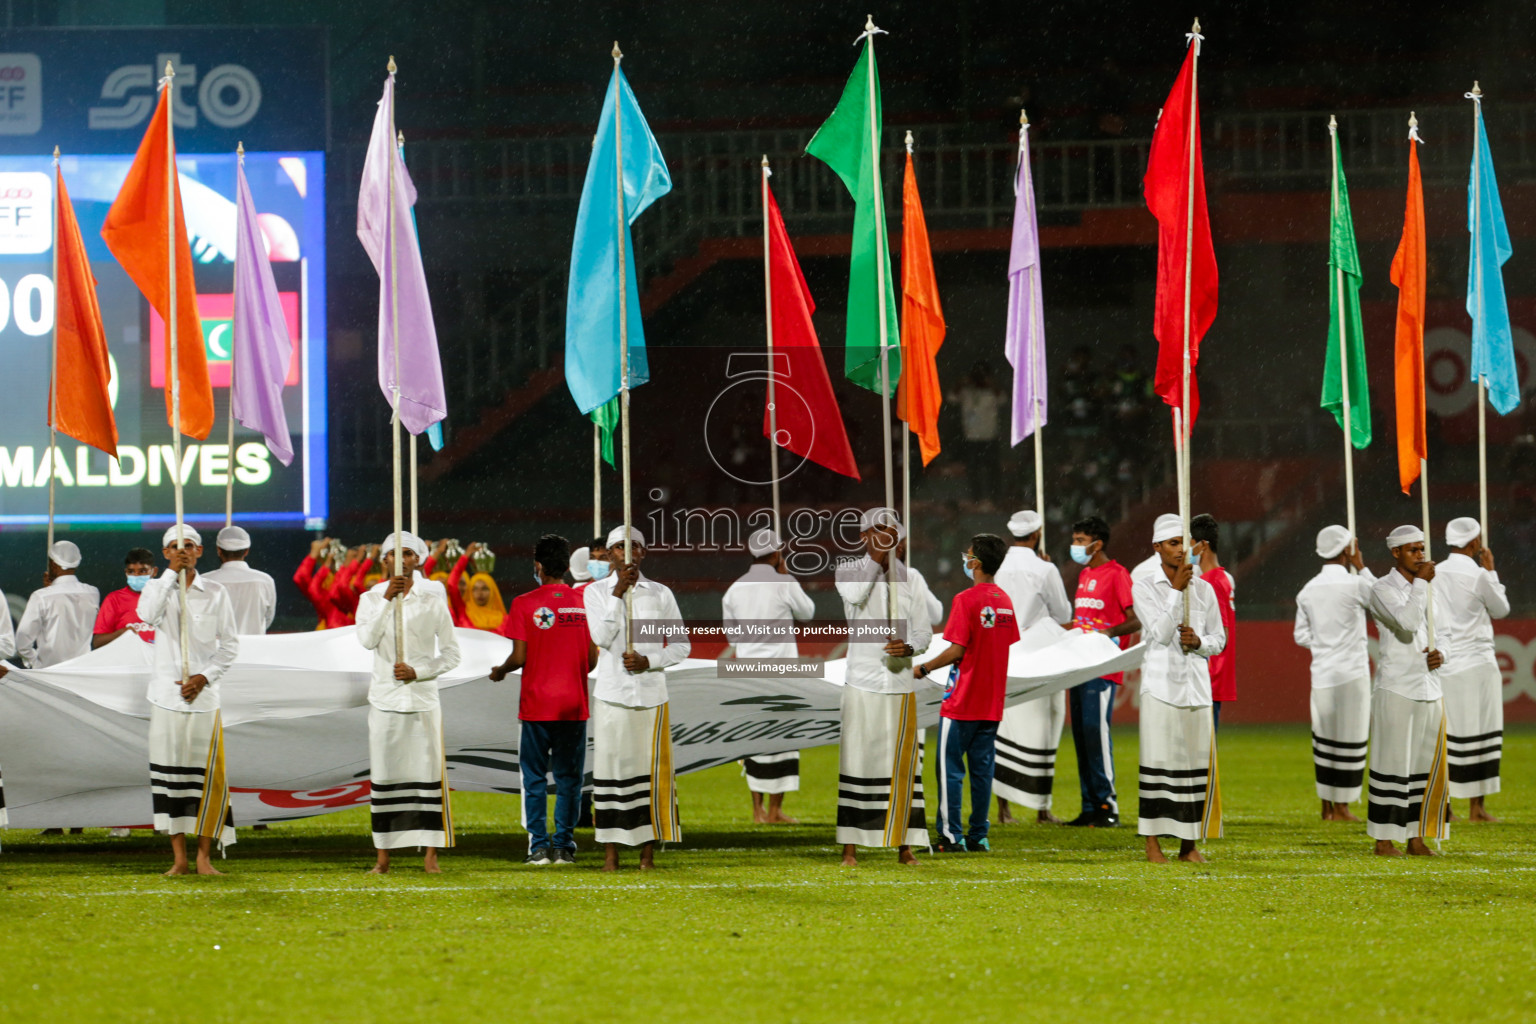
[980,606,996,628]
[533,607,555,630]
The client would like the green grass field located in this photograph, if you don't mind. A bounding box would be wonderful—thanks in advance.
[2,724,1532,1022]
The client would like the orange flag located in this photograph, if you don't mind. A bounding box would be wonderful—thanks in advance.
[51,165,117,457]
[1390,131,1427,494]
[897,150,945,465]
[101,84,213,439]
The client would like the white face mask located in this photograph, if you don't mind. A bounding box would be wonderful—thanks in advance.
[1070,544,1092,566]
[588,560,611,581]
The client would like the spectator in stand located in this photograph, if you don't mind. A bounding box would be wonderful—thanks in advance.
[327,545,377,624]
[94,547,158,648]
[950,362,1005,506]
[454,544,506,632]
[427,539,470,625]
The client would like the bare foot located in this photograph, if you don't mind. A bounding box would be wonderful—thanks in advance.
[752,809,769,824]
[1177,843,1207,863]
[767,811,800,825]
[1335,806,1362,823]
[1321,800,1332,821]
[423,850,441,874]
[997,799,1017,826]
[1469,800,1501,823]
[897,846,918,866]
[164,864,189,876]
[840,844,858,867]
[1446,808,1462,823]
[367,865,389,874]
[1406,838,1438,857]
[1036,809,1062,825]
[195,862,225,876]
[603,844,620,872]
[1374,840,1403,857]
[639,843,655,871]
[1145,838,1168,863]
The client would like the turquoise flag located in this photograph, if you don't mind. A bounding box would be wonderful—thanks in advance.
[1467,102,1518,415]
[565,66,671,415]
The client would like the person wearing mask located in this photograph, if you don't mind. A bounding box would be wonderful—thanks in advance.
[16,540,100,668]
[200,526,277,635]
[94,547,159,648]
[1190,514,1236,728]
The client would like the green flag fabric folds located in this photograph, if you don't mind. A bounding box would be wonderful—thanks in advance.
[1321,128,1370,449]
[592,396,619,468]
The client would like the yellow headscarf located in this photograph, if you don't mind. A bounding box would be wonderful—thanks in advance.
[464,572,506,630]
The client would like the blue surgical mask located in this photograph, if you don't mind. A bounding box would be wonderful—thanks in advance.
[961,552,975,580]
[1070,544,1091,566]
[588,560,611,581]
[126,574,150,592]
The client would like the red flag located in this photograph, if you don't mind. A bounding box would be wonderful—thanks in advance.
[1391,134,1427,494]
[1143,38,1217,426]
[101,85,214,440]
[51,165,117,457]
[763,182,860,479]
[897,151,945,465]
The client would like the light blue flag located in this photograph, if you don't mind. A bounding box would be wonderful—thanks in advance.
[1467,103,1518,415]
[565,66,671,415]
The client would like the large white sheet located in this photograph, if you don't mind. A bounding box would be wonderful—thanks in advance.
[0,622,1140,828]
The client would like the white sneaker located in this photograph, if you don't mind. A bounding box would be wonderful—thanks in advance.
[108,828,131,837]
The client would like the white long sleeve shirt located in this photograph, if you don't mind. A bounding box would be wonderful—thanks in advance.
[1131,571,1226,708]
[137,570,240,713]
[834,555,934,695]
[0,588,15,662]
[908,564,946,628]
[994,545,1072,629]
[1293,564,1376,689]
[584,572,691,708]
[1434,552,1509,668]
[201,560,278,635]
[355,573,463,712]
[1369,569,1445,701]
[15,575,100,668]
[722,565,816,660]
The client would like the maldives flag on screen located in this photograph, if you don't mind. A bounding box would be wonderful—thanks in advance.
[763,181,859,479]
[1143,35,1217,427]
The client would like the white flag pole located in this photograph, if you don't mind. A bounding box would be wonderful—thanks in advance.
[225,142,245,530]
[762,155,783,539]
[1328,116,1357,545]
[1022,111,1047,557]
[1178,20,1202,626]
[612,43,635,651]
[593,418,602,540]
[48,147,60,560]
[164,63,192,687]
[386,57,405,664]
[398,129,420,540]
[1467,82,1489,548]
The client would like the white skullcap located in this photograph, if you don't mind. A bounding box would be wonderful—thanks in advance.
[1007,510,1043,538]
[1386,525,1424,549]
[1445,517,1480,549]
[162,525,203,549]
[1315,525,1353,559]
[380,531,428,561]
[748,528,784,557]
[569,547,592,581]
[607,525,646,549]
[48,540,82,569]
[1151,513,1184,544]
[216,525,251,551]
[858,507,907,540]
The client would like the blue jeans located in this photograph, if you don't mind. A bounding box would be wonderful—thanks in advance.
[520,719,587,852]
[938,718,998,844]
[1068,678,1118,816]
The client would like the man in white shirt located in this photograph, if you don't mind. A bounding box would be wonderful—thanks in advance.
[1367,525,1450,856]
[138,526,240,874]
[15,540,100,668]
[1294,525,1376,822]
[356,531,462,874]
[1132,513,1226,863]
[0,585,14,828]
[834,507,934,866]
[584,524,691,871]
[1436,517,1509,822]
[200,526,277,635]
[723,527,816,824]
[992,509,1072,825]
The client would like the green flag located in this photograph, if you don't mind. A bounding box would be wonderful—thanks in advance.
[591,396,619,468]
[1321,129,1370,448]
[806,38,900,395]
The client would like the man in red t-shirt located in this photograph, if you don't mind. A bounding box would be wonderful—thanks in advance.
[490,534,597,866]
[1065,515,1141,828]
[93,547,158,647]
[915,534,1019,853]
[1191,514,1235,729]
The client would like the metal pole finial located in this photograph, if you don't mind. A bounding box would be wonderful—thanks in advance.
[865,13,875,32]
[164,60,175,78]
[1471,80,1482,98]
[1020,108,1028,126]
[1409,111,1418,128]
[612,41,623,63]
[387,55,396,74]
[904,129,913,152]
[1191,17,1201,33]
[52,144,59,159]
[761,153,769,168]
[397,130,404,146]
[236,140,244,157]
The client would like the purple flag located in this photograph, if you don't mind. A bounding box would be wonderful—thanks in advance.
[1006,121,1047,446]
[232,158,295,466]
[356,70,447,436]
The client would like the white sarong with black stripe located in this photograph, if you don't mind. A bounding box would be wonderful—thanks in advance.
[592,698,680,847]
[743,751,799,794]
[1310,677,1370,803]
[1137,695,1221,842]
[992,692,1065,811]
[836,685,928,848]
[149,705,236,846]
[1367,689,1450,842]
[369,706,454,850]
[1442,662,1502,799]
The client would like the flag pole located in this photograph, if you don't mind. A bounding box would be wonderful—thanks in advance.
[1178,19,1201,625]
[48,146,60,560]
[612,42,634,651]
[762,155,783,538]
[225,142,244,530]
[386,56,405,663]
[1328,116,1357,544]
[1022,111,1047,557]
[901,130,915,561]
[1468,82,1488,547]
[399,128,420,540]
[593,419,602,540]
[164,62,192,686]
[862,15,898,616]
[1421,456,1436,647]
